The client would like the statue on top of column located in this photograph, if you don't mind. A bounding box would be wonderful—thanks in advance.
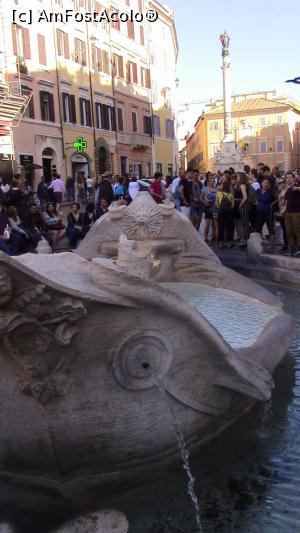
[219,31,230,57]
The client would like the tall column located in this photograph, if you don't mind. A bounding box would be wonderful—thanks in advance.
[220,32,233,141]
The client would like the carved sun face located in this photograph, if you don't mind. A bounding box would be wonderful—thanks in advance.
[122,197,163,240]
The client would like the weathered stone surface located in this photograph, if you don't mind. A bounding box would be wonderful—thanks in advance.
[52,510,129,533]
[76,193,278,305]
[0,192,293,491]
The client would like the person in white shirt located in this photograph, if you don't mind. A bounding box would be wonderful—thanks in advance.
[128,177,140,200]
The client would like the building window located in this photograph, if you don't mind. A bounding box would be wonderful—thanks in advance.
[166,119,175,139]
[117,108,124,131]
[259,116,266,127]
[39,91,55,122]
[62,93,76,123]
[276,139,284,152]
[57,29,70,59]
[144,115,152,135]
[37,34,47,65]
[74,38,87,66]
[126,61,138,84]
[102,51,110,74]
[113,54,124,78]
[277,115,283,125]
[140,26,145,45]
[127,20,135,40]
[91,46,103,72]
[132,111,137,132]
[156,162,162,173]
[95,103,115,131]
[209,121,219,131]
[12,24,31,59]
[259,140,267,153]
[210,143,219,156]
[140,67,151,88]
[167,164,173,177]
[79,97,92,126]
[111,9,120,31]
[152,115,160,136]
[21,86,34,119]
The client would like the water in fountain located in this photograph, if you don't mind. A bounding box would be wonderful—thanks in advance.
[143,362,203,532]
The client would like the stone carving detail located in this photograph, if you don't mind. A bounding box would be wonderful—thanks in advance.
[122,195,163,240]
[0,269,86,404]
[113,331,173,390]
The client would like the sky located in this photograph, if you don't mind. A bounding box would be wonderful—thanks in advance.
[166,0,300,135]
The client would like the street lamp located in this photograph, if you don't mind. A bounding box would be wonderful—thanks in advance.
[175,77,180,88]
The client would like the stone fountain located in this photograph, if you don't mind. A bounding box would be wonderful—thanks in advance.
[0,193,293,492]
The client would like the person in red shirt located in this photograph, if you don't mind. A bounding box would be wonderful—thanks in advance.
[150,172,165,203]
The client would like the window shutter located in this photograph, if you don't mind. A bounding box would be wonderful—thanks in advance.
[28,92,34,119]
[64,32,70,59]
[38,34,46,65]
[86,100,92,126]
[112,54,116,76]
[70,94,76,123]
[62,93,67,122]
[12,25,18,55]
[118,55,124,78]
[117,108,123,131]
[127,20,135,40]
[126,62,131,82]
[103,51,109,74]
[100,104,105,129]
[40,91,45,121]
[95,103,100,128]
[22,27,31,59]
[82,42,87,65]
[96,48,102,71]
[110,107,116,131]
[145,68,151,89]
[133,63,138,84]
[56,30,62,56]
[132,112,137,132]
[138,0,143,11]
[95,1,101,13]
[79,98,84,125]
[49,93,55,122]
[91,46,96,69]
[140,26,144,46]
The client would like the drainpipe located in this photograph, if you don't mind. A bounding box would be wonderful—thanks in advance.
[108,16,119,174]
[51,0,67,183]
[86,20,97,176]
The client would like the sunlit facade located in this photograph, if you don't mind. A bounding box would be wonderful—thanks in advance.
[186,91,300,173]
[0,0,178,183]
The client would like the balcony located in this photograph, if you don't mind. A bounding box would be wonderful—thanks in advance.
[131,133,152,150]
[117,132,133,145]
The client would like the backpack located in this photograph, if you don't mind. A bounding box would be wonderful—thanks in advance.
[218,193,232,213]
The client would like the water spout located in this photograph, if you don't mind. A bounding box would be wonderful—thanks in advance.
[145,362,203,531]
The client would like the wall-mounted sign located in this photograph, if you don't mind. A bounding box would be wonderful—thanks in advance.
[20,154,33,166]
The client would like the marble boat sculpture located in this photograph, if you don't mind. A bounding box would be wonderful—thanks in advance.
[0,193,293,491]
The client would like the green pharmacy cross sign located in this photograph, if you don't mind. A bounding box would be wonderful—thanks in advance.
[73,137,87,153]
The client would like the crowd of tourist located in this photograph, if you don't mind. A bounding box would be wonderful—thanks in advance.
[167,164,300,257]
[0,164,299,257]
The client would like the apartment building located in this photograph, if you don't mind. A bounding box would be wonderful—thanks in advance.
[0,0,178,184]
[186,91,300,173]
